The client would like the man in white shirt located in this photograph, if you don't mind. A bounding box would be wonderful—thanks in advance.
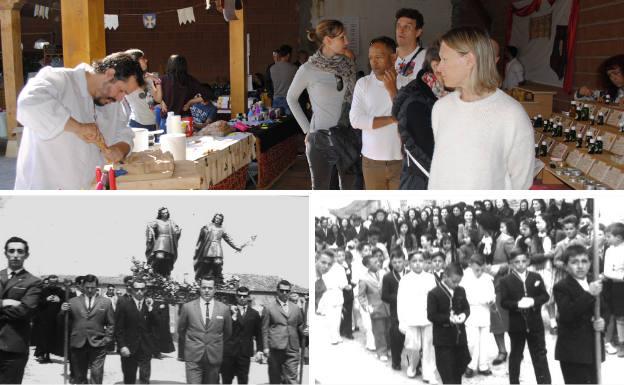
[350,36,403,190]
[503,46,525,90]
[15,52,143,189]
[395,8,428,89]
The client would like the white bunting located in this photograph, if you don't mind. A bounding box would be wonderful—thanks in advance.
[177,7,196,25]
[104,14,119,30]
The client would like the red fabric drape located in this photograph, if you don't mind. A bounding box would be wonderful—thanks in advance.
[563,0,580,93]
[511,0,557,16]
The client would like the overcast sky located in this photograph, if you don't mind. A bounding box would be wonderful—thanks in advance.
[0,194,308,288]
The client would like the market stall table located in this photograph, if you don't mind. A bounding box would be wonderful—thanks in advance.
[247,117,301,189]
[111,132,255,190]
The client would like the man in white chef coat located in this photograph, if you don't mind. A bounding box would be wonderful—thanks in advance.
[15,52,144,189]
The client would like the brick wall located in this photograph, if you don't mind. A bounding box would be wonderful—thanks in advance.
[103,0,301,83]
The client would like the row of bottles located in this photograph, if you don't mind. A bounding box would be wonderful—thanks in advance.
[569,101,607,124]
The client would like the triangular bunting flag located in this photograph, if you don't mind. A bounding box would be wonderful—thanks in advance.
[177,7,196,25]
[143,13,156,29]
[104,14,119,30]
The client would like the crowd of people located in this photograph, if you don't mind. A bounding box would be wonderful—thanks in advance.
[286,7,624,191]
[314,199,624,384]
[0,236,308,384]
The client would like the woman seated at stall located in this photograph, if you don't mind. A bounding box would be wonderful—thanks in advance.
[158,54,213,117]
[576,54,624,104]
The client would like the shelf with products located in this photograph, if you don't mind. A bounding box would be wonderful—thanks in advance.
[532,100,624,190]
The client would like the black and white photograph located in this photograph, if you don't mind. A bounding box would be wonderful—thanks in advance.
[312,195,621,384]
[0,194,309,384]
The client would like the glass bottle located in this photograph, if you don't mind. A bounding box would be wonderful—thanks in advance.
[596,136,603,154]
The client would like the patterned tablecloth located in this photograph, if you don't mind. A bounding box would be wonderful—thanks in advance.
[186,132,255,187]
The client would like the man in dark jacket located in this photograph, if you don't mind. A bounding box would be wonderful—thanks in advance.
[221,287,263,384]
[554,244,606,384]
[61,274,115,384]
[381,250,406,370]
[115,279,159,384]
[0,237,42,384]
[500,248,551,384]
[427,263,470,384]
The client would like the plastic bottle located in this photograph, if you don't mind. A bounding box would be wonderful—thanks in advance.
[165,111,174,133]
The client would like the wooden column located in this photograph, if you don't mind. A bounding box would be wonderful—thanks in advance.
[229,6,247,117]
[0,0,25,138]
[61,0,105,67]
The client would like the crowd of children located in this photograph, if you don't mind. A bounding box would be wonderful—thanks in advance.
[315,198,623,384]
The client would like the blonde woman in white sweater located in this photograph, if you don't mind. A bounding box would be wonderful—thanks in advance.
[397,252,438,382]
[428,26,534,189]
[462,254,496,377]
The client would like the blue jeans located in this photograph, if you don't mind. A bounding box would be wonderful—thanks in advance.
[272,96,291,115]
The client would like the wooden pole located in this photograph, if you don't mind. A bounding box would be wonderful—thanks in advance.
[60,0,105,67]
[0,0,25,138]
[593,204,602,384]
[63,280,71,384]
[229,6,247,118]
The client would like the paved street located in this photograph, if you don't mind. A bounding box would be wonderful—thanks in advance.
[313,315,620,384]
[22,346,309,384]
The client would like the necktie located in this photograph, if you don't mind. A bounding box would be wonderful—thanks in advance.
[87,298,92,312]
[138,300,143,312]
[205,301,210,326]
[241,306,246,317]
[282,302,289,315]
[9,271,16,279]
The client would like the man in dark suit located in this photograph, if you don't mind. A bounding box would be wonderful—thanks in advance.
[0,236,42,384]
[500,248,551,384]
[262,280,307,384]
[221,286,263,384]
[381,249,406,370]
[115,279,159,384]
[554,244,606,384]
[178,276,232,384]
[315,218,330,245]
[61,274,115,384]
[345,215,369,243]
[427,262,471,384]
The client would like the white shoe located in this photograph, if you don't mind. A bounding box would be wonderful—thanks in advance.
[379,355,388,362]
[606,342,617,355]
[406,366,416,378]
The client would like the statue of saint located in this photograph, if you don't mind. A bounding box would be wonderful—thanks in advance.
[193,213,255,283]
[146,207,181,276]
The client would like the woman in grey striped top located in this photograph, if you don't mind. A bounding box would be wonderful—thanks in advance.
[286,20,357,189]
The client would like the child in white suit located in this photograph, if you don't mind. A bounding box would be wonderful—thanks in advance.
[398,251,438,383]
[462,253,496,377]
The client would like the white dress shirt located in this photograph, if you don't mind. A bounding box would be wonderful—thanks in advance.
[575,277,590,292]
[349,73,402,161]
[16,64,134,189]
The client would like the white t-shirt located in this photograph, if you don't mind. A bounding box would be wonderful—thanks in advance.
[503,58,525,90]
[395,46,427,90]
[125,79,156,125]
[428,89,535,190]
[349,73,402,161]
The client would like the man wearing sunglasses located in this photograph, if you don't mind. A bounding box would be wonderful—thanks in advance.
[262,280,307,384]
[0,237,42,384]
[221,287,263,384]
[115,279,159,384]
